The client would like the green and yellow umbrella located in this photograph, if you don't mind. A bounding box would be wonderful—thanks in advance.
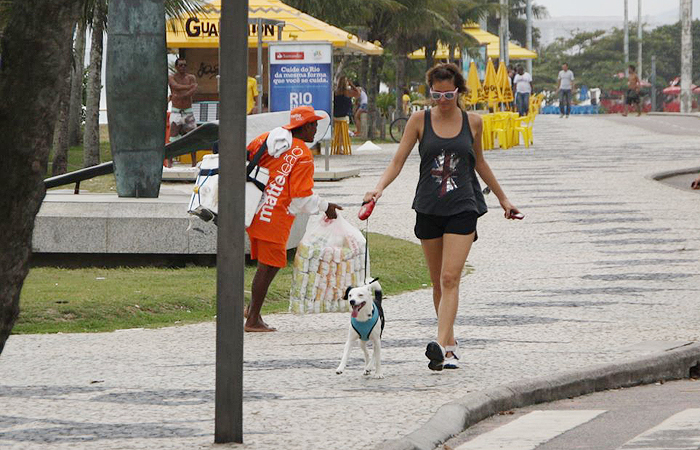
[465,61,483,105]
[483,58,498,108]
[496,61,514,104]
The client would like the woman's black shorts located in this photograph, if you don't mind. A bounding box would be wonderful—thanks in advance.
[414,210,479,241]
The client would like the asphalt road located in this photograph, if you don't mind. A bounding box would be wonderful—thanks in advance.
[442,379,700,450]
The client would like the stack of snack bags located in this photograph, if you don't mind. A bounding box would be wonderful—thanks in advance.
[289,213,368,314]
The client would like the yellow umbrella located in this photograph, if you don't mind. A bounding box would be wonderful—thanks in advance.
[465,61,483,105]
[483,58,498,108]
[496,61,514,104]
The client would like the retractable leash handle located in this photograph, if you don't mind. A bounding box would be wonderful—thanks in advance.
[358,199,376,221]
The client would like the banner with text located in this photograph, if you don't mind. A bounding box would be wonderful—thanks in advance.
[268,42,332,119]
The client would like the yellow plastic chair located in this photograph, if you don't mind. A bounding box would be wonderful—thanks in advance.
[513,114,532,148]
[331,118,352,155]
[491,115,509,149]
[481,113,494,150]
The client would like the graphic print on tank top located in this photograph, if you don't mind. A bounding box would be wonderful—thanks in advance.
[430,150,460,197]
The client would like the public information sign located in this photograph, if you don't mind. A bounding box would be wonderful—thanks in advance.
[268,42,333,118]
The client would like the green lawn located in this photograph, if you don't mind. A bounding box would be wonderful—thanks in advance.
[17,233,432,334]
[47,142,117,193]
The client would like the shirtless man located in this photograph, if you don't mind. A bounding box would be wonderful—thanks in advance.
[168,57,198,166]
[623,65,642,117]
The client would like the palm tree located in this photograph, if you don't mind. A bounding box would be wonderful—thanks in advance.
[0,0,83,356]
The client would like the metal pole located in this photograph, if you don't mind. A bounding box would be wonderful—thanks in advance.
[637,0,642,78]
[215,0,246,443]
[526,0,532,75]
[680,0,693,113]
[650,55,656,112]
[256,18,263,114]
[624,0,629,76]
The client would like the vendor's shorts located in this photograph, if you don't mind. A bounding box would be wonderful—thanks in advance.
[249,237,287,268]
[358,103,368,111]
[170,108,196,133]
[626,90,640,105]
[414,210,479,241]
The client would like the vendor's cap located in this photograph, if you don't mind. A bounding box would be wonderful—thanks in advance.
[282,106,325,130]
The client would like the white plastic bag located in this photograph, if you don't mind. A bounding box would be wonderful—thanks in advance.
[289,213,369,314]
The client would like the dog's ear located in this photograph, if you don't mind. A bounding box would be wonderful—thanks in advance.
[343,286,353,300]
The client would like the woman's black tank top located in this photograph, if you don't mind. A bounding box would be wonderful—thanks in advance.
[411,109,488,217]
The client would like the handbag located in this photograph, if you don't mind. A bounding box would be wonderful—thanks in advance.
[188,141,269,227]
[245,141,269,227]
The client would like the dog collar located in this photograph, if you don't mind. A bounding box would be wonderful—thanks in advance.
[351,306,379,341]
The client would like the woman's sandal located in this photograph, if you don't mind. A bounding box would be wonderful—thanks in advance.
[425,341,446,371]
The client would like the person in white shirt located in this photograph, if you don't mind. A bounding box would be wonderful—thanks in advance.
[354,84,368,136]
[557,63,575,118]
[513,65,533,116]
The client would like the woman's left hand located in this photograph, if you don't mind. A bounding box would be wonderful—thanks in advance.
[500,199,522,219]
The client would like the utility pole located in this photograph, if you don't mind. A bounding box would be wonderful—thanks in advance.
[680,0,693,113]
[499,0,509,66]
[526,0,533,75]
[216,0,246,443]
[624,0,629,76]
[650,55,656,111]
[637,0,642,78]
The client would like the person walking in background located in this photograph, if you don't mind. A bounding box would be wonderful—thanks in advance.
[513,65,533,117]
[623,65,642,117]
[354,83,368,136]
[247,76,259,115]
[245,106,343,332]
[402,88,412,117]
[363,63,522,371]
[557,62,575,118]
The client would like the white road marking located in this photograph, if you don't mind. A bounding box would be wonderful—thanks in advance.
[619,408,700,450]
[455,410,606,450]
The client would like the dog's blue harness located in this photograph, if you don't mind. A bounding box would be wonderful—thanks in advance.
[351,306,379,341]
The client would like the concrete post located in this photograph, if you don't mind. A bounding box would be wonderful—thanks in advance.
[637,0,642,78]
[215,0,246,443]
[680,0,693,113]
[651,55,656,112]
[624,0,629,76]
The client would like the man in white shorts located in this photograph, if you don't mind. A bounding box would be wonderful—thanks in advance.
[168,57,198,167]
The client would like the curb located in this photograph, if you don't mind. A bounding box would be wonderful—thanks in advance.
[647,112,700,118]
[649,166,700,181]
[376,342,700,450]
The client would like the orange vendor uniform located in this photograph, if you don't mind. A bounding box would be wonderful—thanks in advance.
[246,132,316,268]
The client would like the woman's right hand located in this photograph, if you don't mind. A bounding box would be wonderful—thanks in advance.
[363,188,383,203]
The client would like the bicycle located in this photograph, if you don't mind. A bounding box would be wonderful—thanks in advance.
[389,116,408,143]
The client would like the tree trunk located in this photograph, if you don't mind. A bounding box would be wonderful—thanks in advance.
[51,63,73,175]
[395,54,406,117]
[84,0,106,168]
[68,21,87,147]
[359,55,369,92]
[366,55,383,140]
[0,0,82,356]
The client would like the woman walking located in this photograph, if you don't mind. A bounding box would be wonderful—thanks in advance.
[363,63,521,371]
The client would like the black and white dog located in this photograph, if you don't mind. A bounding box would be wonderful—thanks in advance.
[335,279,385,379]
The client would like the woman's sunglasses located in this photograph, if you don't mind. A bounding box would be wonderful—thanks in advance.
[430,88,458,100]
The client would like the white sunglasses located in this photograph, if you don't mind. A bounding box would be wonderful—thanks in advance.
[430,88,458,100]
